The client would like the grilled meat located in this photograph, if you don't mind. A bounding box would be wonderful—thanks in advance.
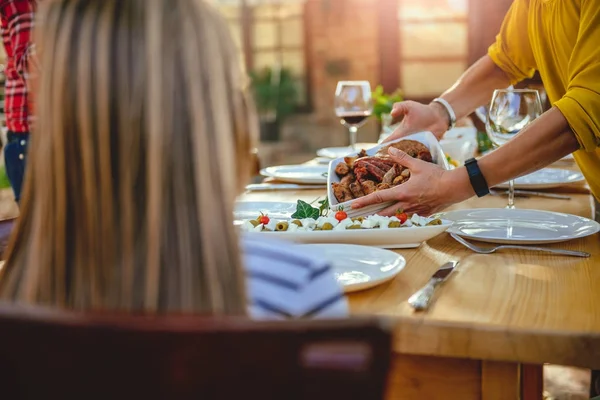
[340,172,355,186]
[332,182,354,203]
[349,181,365,198]
[361,180,377,195]
[382,164,400,185]
[335,162,350,177]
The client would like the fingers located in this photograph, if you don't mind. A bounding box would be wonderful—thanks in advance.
[390,101,410,118]
[387,147,420,170]
[351,186,402,209]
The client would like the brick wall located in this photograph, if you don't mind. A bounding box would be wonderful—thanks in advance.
[279,0,380,154]
[305,0,380,123]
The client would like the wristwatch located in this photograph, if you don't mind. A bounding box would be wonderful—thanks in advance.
[432,97,456,130]
[464,158,490,197]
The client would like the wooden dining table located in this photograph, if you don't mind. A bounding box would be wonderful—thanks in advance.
[238,160,600,400]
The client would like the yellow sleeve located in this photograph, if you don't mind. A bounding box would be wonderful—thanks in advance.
[553,0,600,152]
[487,0,536,85]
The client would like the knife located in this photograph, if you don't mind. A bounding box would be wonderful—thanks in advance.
[490,189,571,200]
[513,190,571,200]
[408,261,458,311]
[245,183,326,191]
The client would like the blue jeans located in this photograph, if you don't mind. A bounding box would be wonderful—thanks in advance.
[4,131,30,202]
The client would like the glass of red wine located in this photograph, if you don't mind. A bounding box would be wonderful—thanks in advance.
[334,81,373,151]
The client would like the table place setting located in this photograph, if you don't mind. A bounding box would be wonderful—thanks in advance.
[258,164,329,185]
[298,244,407,293]
[436,208,600,245]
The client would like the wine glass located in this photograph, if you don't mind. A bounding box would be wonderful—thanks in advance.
[334,81,373,150]
[486,89,543,209]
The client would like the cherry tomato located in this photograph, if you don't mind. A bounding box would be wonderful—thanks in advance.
[258,214,270,225]
[335,207,348,222]
[395,209,408,224]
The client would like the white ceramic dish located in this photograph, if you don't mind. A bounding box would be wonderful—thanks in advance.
[316,144,378,159]
[241,219,452,249]
[439,126,478,165]
[260,164,328,184]
[299,244,406,293]
[234,201,298,222]
[439,208,600,245]
[494,168,585,190]
[327,131,450,218]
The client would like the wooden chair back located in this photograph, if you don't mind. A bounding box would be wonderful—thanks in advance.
[0,305,392,400]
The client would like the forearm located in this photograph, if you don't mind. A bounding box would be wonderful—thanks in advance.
[439,55,512,121]
[444,108,579,202]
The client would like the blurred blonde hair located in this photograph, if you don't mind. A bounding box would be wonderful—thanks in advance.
[0,0,257,314]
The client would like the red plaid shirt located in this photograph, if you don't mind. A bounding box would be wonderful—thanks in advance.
[1,0,36,133]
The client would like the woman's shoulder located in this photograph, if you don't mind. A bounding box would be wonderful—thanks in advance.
[240,233,327,273]
[240,234,348,319]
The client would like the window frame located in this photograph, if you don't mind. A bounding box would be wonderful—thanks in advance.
[377,0,469,102]
[221,1,313,112]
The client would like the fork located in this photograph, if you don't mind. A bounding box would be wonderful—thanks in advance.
[450,233,590,258]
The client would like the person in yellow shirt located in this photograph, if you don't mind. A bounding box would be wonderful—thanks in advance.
[352,0,600,219]
[354,1,600,394]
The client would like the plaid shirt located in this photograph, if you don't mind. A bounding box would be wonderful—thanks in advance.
[1,0,36,133]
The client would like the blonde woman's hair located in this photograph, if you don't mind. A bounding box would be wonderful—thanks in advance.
[0,0,257,314]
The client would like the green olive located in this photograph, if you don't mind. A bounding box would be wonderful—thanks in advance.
[427,218,442,226]
[388,221,401,228]
[291,220,303,227]
[321,222,334,231]
[275,222,289,231]
[351,217,364,223]
[249,220,260,227]
[347,224,362,230]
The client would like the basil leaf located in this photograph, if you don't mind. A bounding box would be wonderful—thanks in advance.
[291,200,320,219]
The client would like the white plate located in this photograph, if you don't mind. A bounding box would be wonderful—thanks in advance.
[241,220,452,249]
[439,208,600,244]
[234,201,298,222]
[316,144,378,159]
[299,244,406,293]
[327,131,450,218]
[260,164,328,184]
[494,168,585,190]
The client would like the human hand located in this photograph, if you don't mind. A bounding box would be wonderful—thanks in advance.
[383,100,450,143]
[350,147,473,216]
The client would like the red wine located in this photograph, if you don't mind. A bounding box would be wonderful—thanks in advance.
[337,112,371,127]
[341,115,368,125]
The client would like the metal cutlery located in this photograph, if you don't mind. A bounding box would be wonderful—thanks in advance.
[451,233,590,258]
[408,261,458,311]
[489,189,571,200]
[514,190,571,200]
[245,183,325,192]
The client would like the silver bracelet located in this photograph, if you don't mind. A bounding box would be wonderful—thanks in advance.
[432,98,457,130]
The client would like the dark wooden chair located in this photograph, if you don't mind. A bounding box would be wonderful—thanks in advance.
[0,304,392,400]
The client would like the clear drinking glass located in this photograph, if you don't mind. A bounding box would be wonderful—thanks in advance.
[334,81,373,150]
[486,89,543,209]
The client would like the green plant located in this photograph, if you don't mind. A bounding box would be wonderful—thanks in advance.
[249,67,299,122]
[0,166,10,189]
[372,85,403,121]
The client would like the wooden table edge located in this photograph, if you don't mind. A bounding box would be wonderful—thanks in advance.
[373,315,600,369]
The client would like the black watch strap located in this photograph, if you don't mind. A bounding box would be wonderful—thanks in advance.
[464,158,489,197]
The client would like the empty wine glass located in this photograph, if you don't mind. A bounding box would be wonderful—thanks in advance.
[334,81,373,150]
[486,89,543,209]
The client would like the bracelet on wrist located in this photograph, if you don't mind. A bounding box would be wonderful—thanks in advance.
[432,98,457,131]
